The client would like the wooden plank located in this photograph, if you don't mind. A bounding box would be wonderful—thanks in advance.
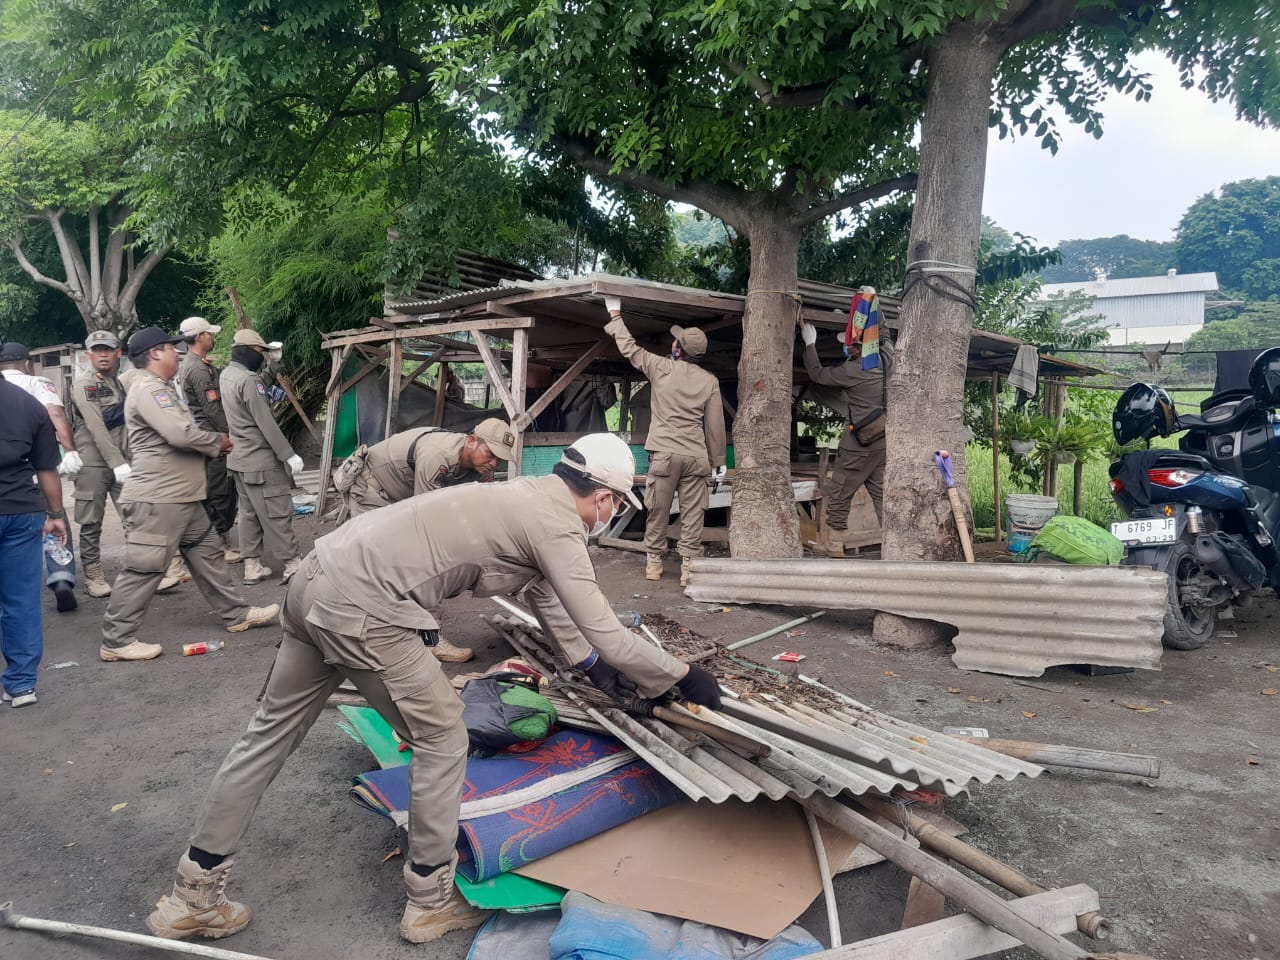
[510,328,528,477]
[316,350,343,517]
[433,361,449,427]
[339,347,389,394]
[591,278,746,313]
[991,373,1002,542]
[276,372,320,442]
[385,339,402,440]
[901,873,947,930]
[401,353,441,389]
[518,340,609,431]
[324,315,535,349]
[473,333,518,419]
[810,885,1099,960]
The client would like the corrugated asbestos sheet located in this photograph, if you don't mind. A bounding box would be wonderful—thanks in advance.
[686,558,1168,677]
[487,615,1041,805]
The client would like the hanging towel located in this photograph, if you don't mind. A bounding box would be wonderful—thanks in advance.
[1008,344,1039,406]
[844,288,881,371]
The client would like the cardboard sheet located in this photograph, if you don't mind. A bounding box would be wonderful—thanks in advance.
[514,798,860,940]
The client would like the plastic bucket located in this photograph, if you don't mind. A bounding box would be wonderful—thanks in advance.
[1008,529,1036,554]
[1006,493,1058,528]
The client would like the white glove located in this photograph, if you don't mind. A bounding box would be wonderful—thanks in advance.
[604,295,622,315]
[286,454,305,475]
[267,341,283,364]
[113,463,132,484]
[711,465,728,482]
[57,451,83,478]
[800,322,818,346]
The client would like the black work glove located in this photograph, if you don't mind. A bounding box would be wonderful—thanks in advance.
[584,659,638,703]
[676,665,722,709]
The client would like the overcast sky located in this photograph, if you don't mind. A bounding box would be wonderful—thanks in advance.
[982,51,1280,248]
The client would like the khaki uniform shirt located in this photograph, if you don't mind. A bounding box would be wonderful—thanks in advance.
[803,340,894,450]
[177,351,229,433]
[69,369,128,469]
[365,428,487,502]
[606,318,727,466]
[315,474,688,698]
[221,361,294,473]
[119,370,225,504]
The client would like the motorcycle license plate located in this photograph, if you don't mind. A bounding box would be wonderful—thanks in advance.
[1111,517,1176,545]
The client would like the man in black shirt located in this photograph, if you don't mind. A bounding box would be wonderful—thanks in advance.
[0,376,69,708]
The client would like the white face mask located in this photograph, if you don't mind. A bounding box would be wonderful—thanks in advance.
[587,493,616,539]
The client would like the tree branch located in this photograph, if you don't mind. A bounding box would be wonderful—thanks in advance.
[44,209,91,299]
[6,235,76,299]
[551,133,748,230]
[794,173,918,227]
[118,241,173,315]
[88,206,102,314]
[101,203,130,309]
[996,0,1147,48]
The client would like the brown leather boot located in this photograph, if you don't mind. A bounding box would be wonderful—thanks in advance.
[146,853,251,940]
[680,557,694,587]
[826,529,846,559]
[645,555,663,581]
[400,858,490,943]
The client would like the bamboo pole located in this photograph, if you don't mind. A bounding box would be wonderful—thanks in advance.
[800,796,1088,960]
[991,373,1002,542]
[432,361,449,427]
[315,350,342,518]
[510,327,528,477]
[384,339,402,440]
[951,736,1160,779]
[857,796,1112,941]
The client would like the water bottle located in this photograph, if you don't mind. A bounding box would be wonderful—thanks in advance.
[44,534,73,567]
[183,641,225,657]
[617,610,642,629]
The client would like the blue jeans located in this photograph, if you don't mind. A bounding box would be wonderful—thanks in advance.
[0,511,45,695]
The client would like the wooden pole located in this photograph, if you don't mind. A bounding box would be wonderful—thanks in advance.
[510,328,529,477]
[225,287,251,330]
[800,795,1089,960]
[991,373,1002,542]
[1072,458,1084,517]
[433,362,449,427]
[384,339,402,441]
[619,374,631,433]
[275,373,319,442]
[316,349,342,517]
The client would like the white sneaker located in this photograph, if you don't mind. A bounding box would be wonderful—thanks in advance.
[2,690,37,708]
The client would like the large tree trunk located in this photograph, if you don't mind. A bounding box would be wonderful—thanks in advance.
[728,203,803,559]
[874,24,1000,648]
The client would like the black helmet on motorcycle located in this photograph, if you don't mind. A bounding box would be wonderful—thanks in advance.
[1248,347,1280,407]
[1113,382,1177,444]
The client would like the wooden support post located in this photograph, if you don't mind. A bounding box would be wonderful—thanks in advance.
[1072,458,1084,517]
[275,373,319,442]
[510,328,529,476]
[316,349,343,517]
[991,373,1002,542]
[385,339,402,441]
[433,361,449,427]
[799,795,1089,960]
[518,340,608,430]
[473,333,518,419]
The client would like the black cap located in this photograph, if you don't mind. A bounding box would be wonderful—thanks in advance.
[127,326,185,358]
[0,341,30,362]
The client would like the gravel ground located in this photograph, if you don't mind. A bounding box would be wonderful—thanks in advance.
[2,492,1277,960]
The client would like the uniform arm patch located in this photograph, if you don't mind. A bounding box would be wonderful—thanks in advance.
[152,390,175,409]
[206,389,219,402]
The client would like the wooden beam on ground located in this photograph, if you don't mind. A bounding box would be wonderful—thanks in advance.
[385,339,403,440]
[901,873,948,930]
[473,333,518,419]
[517,340,609,431]
[809,886,1099,960]
[324,315,535,349]
[510,328,529,476]
[800,795,1089,960]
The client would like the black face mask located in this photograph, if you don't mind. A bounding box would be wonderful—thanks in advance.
[231,345,265,371]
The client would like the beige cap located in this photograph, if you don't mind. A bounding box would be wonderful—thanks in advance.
[561,433,642,510]
[85,330,120,349]
[670,325,708,359]
[180,316,221,337]
[472,418,515,460]
[232,329,268,348]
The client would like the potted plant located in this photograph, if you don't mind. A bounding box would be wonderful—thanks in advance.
[1002,411,1042,457]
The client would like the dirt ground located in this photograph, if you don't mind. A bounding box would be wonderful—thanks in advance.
[2,494,1277,960]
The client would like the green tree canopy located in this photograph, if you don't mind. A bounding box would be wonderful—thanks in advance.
[1176,177,1280,299]
[1040,235,1177,283]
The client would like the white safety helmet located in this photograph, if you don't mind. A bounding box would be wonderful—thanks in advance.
[560,434,642,510]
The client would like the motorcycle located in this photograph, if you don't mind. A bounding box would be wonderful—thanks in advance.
[1107,347,1280,650]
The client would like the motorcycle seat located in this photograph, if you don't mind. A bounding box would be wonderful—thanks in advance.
[1178,395,1257,433]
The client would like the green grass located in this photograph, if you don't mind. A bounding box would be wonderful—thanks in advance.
[965,444,1123,532]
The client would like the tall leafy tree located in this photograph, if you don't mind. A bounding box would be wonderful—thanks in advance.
[1176,177,1280,300]
[1040,235,1177,283]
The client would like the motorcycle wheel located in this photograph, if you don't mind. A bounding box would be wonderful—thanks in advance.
[1161,542,1217,650]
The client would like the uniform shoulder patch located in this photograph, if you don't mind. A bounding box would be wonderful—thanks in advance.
[206,388,219,402]
[255,382,266,397]
[151,390,175,409]
[434,464,448,482]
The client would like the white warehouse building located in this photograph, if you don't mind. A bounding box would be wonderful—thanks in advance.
[1040,270,1219,346]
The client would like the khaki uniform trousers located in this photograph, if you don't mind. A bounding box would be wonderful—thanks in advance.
[72,465,122,567]
[232,464,299,562]
[643,451,711,559]
[101,501,250,648]
[204,456,238,538]
[343,469,392,520]
[825,436,886,530]
[190,555,467,868]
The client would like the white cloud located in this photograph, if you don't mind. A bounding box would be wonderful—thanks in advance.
[983,51,1280,247]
